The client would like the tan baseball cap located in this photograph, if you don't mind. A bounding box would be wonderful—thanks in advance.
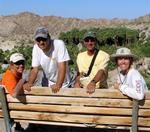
[10,53,25,63]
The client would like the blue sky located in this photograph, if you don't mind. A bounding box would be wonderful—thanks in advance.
[0,0,150,19]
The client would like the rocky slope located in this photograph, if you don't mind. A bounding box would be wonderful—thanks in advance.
[0,12,150,50]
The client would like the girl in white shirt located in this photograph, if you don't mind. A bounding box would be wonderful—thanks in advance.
[111,47,148,100]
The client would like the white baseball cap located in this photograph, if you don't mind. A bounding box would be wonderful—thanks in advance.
[10,53,25,63]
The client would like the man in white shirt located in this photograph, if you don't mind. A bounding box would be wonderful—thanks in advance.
[23,26,70,93]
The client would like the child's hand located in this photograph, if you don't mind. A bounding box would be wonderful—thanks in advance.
[112,82,120,90]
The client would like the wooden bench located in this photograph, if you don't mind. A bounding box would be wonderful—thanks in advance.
[0,86,150,132]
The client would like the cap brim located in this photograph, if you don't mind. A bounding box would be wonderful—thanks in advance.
[83,36,96,40]
[111,54,138,61]
[35,34,48,39]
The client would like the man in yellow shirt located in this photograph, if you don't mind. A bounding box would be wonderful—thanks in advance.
[74,31,110,94]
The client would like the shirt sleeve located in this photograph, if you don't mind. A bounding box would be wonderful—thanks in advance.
[98,51,110,70]
[57,40,70,62]
[2,72,17,95]
[32,44,40,67]
[76,53,83,73]
[119,71,146,100]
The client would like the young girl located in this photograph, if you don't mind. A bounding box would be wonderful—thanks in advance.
[111,47,148,100]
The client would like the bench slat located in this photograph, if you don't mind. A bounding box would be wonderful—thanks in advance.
[14,119,132,130]
[10,111,150,127]
[7,95,133,108]
[7,95,150,109]
[139,101,150,108]
[25,87,128,98]
[27,87,150,99]
[138,117,150,126]
[139,109,150,116]
[8,103,132,115]
[10,111,132,125]
[8,103,150,117]
[0,110,3,117]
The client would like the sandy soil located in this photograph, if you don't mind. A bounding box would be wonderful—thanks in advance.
[0,119,6,132]
[0,120,130,132]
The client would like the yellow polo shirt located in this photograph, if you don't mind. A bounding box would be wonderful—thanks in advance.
[77,50,110,88]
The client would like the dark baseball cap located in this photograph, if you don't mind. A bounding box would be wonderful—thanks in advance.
[34,26,49,39]
[83,31,96,40]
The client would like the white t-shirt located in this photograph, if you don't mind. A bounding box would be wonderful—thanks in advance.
[32,39,70,88]
[117,68,148,100]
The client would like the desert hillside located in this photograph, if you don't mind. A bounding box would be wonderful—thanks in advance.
[0,12,150,50]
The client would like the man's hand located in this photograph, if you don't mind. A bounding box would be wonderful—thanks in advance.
[23,82,32,92]
[86,82,96,94]
[74,82,81,88]
[51,84,61,93]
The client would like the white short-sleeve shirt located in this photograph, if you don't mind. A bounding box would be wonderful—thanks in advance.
[32,39,70,87]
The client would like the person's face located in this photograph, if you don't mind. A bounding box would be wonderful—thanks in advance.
[36,37,50,52]
[11,60,25,74]
[84,37,96,51]
[117,57,131,71]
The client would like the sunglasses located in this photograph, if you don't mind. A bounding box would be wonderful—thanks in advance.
[36,37,47,42]
[117,57,131,60]
[14,60,25,65]
[84,38,96,42]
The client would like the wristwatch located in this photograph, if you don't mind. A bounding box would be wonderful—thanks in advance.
[90,79,97,84]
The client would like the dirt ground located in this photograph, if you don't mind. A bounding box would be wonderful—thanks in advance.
[0,119,5,132]
[0,119,131,132]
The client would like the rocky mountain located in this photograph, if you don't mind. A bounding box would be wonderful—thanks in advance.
[0,12,150,50]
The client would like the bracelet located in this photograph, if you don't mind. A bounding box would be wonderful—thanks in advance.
[90,79,97,84]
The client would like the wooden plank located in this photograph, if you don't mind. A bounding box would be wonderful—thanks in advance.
[25,87,127,98]
[10,111,132,125]
[4,86,150,99]
[7,95,133,107]
[0,110,3,117]
[10,103,150,117]
[138,118,150,127]
[138,127,150,131]
[139,100,150,109]
[15,119,132,130]
[10,111,150,127]
[8,103,132,115]
[139,109,150,116]
[15,94,150,109]
[145,92,150,99]
[26,87,150,99]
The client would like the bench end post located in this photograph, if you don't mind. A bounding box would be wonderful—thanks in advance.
[131,99,139,132]
[0,86,12,132]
